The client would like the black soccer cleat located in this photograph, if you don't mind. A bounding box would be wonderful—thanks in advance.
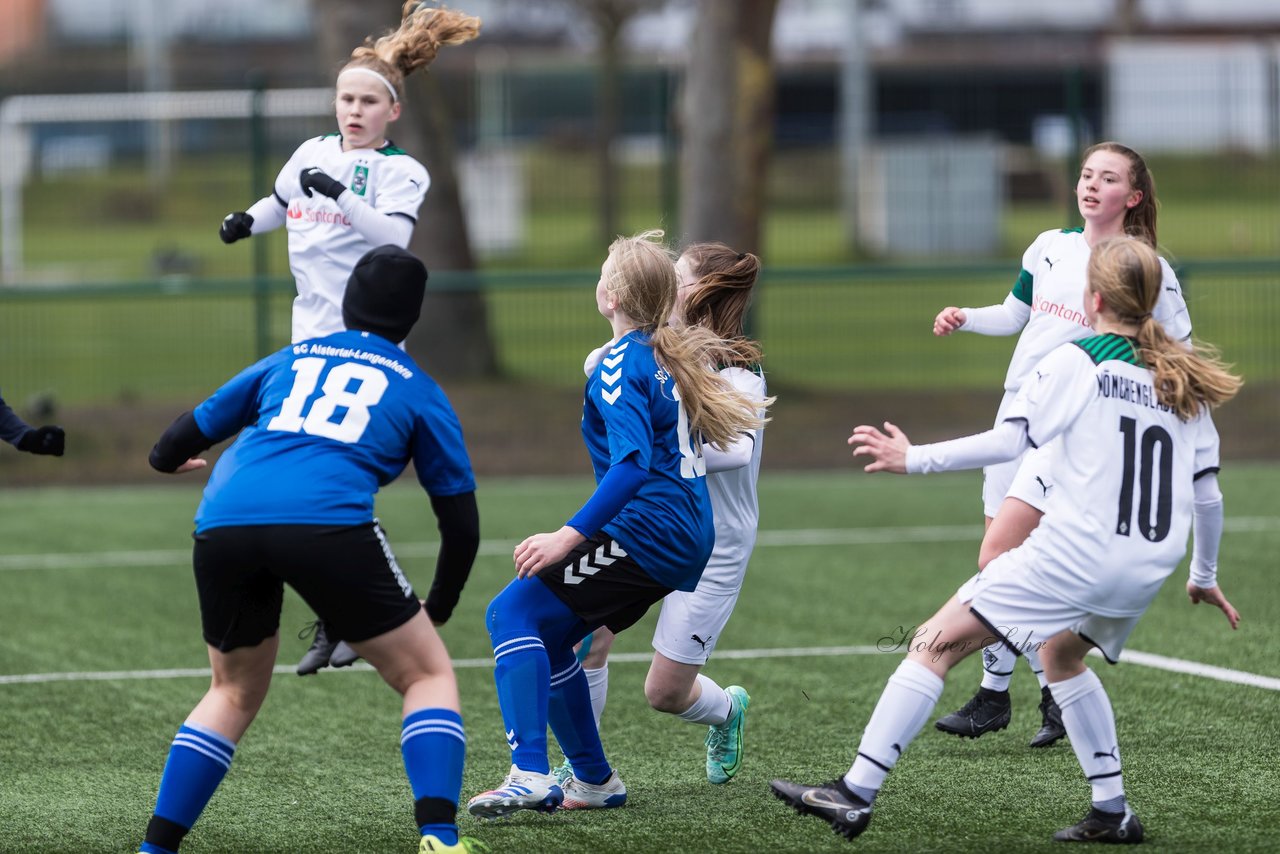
[934,688,1011,738]
[1053,806,1144,844]
[296,620,340,676]
[769,777,873,841]
[1030,685,1068,748]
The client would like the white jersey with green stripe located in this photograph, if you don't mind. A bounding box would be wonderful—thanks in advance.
[971,228,1191,394]
[274,134,429,342]
[1004,333,1220,617]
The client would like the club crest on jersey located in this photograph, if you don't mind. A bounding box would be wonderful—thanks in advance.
[351,164,369,196]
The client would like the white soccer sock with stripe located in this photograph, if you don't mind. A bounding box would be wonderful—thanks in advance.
[584,665,608,729]
[978,640,1017,692]
[845,659,944,802]
[678,673,732,726]
[1051,668,1126,807]
[1024,644,1050,689]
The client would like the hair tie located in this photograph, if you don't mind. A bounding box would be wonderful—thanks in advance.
[736,253,746,261]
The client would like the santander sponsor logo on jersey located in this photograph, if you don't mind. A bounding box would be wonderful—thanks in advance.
[286,198,352,229]
[1032,293,1090,328]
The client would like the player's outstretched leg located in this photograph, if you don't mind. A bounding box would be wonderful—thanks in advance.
[705,685,750,783]
[1029,685,1067,748]
[466,765,563,819]
[933,686,1011,738]
[769,777,873,840]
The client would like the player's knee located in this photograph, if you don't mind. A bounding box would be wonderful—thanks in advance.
[484,586,526,639]
[213,679,270,715]
[643,675,687,714]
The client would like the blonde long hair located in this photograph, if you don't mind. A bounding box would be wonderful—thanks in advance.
[602,232,771,447]
[1088,237,1241,420]
[679,242,763,369]
[343,3,481,98]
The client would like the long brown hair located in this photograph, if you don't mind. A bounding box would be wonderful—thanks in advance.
[1082,141,1158,248]
[679,242,763,369]
[601,232,770,447]
[343,2,481,99]
[1088,237,1241,420]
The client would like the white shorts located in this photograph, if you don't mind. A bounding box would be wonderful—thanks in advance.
[956,551,1140,665]
[651,551,748,666]
[1005,443,1055,513]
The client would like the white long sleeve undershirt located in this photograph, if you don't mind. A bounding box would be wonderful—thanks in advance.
[958,294,1031,336]
[335,190,415,248]
[1190,473,1224,589]
[905,420,1031,474]
[246,195,287,233]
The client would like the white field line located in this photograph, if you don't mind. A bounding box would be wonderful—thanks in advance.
[3,644,1278,692]
[1,516,1276,572]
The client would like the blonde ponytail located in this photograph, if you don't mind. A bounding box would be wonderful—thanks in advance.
[603,231,772,448]
[1088,237,1242,420]
[344,3,481,98]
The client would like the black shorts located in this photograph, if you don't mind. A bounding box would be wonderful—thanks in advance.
[537,532,673,634]
[192,521,421,652]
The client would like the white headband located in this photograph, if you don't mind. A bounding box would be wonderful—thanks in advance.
[339,67,399,102]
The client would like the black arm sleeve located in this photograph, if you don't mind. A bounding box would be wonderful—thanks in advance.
[149,411,216,473]
[422,491,480,625]
[0,393,32,446]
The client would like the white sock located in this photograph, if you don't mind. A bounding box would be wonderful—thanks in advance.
[1024,644,1050,689]
[978,641,1016,692]
[845,659,944,797]
[1051,669,1125,805]
[584,665,608,729]
[677,673,732,726]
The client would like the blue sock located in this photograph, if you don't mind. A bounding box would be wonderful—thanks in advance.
[547,651,610,785]
[486,577,586,775]
[401,707,465,846]
[491,631,551,773]
[141,722,236,853]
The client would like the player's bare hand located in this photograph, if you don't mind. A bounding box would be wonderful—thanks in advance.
[173,457,208,474]
[933,307,966,336]
[514,526,585,579]
[1187,582,1240,630]
[848,422,910,473]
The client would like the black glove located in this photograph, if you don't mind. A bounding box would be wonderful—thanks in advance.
[17,425,64,457]
[299,167,347,200]
[219,212,254,244]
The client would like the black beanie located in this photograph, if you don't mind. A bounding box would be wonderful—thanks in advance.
[342,245,428,343]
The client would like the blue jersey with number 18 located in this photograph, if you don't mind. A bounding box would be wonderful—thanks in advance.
[191,330,475,533]
[582,330,715,592]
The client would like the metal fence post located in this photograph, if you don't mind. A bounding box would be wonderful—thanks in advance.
[250,73,271,359]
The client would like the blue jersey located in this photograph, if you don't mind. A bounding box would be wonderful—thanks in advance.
[582,330,714,591]
[192,330,474,532]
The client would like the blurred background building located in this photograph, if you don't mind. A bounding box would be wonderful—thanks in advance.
[1,0,1276,480]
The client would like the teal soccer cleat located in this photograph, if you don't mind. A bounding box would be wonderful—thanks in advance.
[706,685,750,784]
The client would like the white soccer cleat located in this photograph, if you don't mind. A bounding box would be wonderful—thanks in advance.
[466,765,563,819]
[560,769,627,810]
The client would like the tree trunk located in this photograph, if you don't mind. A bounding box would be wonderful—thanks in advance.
[596,20,622,244]
[679,0,778,254]
[310,0,497,378]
